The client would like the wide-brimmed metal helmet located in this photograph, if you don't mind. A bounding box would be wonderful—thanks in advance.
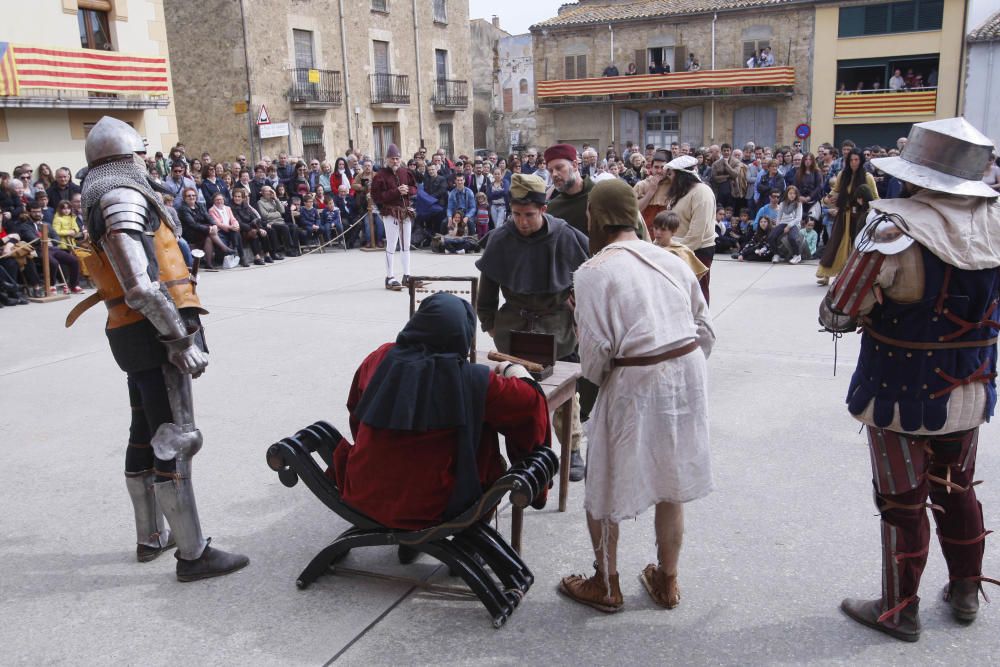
[871,117,997,198]
[84,116,146,167]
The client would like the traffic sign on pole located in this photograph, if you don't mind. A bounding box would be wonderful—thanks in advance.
[256,104,271,126]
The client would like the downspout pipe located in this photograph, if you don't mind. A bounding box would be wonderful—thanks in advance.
[337,0,354,150]
[238,0,256,162]
[711,12,717,141]
[411,0,426,148]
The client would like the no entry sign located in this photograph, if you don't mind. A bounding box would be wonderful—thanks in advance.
[795,123,811,139]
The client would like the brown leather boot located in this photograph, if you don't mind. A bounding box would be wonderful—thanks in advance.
[559,568,623,613]
[841,597,921,642]
[640,564,680,609]
[944,578,981,622]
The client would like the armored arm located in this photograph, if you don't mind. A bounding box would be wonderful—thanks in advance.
[99,189,208,376]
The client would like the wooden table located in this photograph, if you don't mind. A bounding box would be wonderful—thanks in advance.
[507,358,582,553]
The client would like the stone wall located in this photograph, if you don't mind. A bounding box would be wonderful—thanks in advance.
[164,0,474,163]
[469,18,510,152]
[530,5,815,151]
[495,34,537,155]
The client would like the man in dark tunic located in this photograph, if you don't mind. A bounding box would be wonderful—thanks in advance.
[476,173,590,480]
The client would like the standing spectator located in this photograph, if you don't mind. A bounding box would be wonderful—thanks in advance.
[634,150,671,234]
[815,149,878,285]
[473,192,491,238]
[889,69,905,91]
[622,153,647,187]
[468,161,490,196]
[306,159,322,190]
[533,157,551,188]
[200,164,230,206]
[579,148,599,180]
[710,144,747,214]
[665,155,717,304]
[625,62,637,76]
[331,157,352,194]
[601,63,620,77]
[487,167,509,228]
[793,152,824,216]
[755,159,787,207]
[422,163,449,232]
[275,153,295,183]
[163,161,197,208]
[982,153,1000,193]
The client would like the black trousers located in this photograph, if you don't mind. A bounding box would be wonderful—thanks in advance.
[125,367,177,479]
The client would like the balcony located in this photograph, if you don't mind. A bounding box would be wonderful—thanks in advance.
[536,66,795,107]
[834,88,936,118]
[0,43,169,110]
[369,72,410,105]
[431,79,468,110]
[288,68,343,109]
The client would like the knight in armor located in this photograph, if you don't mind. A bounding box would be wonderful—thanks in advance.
[819,118,1000,641]
[70,116,248,581]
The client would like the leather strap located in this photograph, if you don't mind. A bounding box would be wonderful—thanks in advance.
[861,323,998,350]
[611,341,699,368]
[63,291,103,328]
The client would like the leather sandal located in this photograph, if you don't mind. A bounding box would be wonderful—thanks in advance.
[640,564,680,609]
[558,568,623,613]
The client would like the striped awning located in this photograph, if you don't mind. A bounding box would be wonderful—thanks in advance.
[834,89,936,118]
[0,43,169,96]
[536,66,795,98]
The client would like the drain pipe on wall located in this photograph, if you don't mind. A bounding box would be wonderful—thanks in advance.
[238,0,257,162]
[411,0,426,148]
[337,0,354,150]
[710,12,717,142]
[609,24,615,148]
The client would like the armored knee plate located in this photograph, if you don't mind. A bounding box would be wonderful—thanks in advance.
[151,422,202,462]
[125,471,171,549]
[154,467,207,560]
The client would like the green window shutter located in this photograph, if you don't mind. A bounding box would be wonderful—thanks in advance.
[916,0,943,30]
[863,4,890,35]
[839,6,865,37]
[565,56,575,79]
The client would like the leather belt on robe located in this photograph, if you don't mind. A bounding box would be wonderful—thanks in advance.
[610,340,699,368]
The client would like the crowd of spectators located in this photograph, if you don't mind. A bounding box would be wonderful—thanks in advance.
[3,127,997,311]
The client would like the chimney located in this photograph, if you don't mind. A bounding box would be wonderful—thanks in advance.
[491,15,500,29]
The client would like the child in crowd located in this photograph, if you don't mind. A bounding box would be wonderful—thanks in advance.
[738,215,775,261]
[51,200,83,251]
[474,192,490,239]
[715,207,740,253]
[321,195,344,241]
[651,210,708,279]
[800,218,819,260]
[298,193,329,245]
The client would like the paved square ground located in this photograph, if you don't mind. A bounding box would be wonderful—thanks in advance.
[1,250,996,665]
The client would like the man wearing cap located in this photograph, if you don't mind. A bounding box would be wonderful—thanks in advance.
[665,154,718,305]
[820,118,1000,642]
[371,143,419,291]
[543,144,593,237]
[633,149,671,234]
[476,173,591,480]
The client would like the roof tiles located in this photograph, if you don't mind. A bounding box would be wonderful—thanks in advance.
[969,9,1000,42]
[531,0,799,30]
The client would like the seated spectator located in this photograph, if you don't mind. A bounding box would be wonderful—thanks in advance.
[46,168,80,208]
[333,183,366,248]
[651,210,708,279]
[289,162,311,198]
[738,216,775,262]
[799,218,819,260]
[1,227,42,298]
[19,201,82,293]
[51,199,84,251]
[447,173,476,231]
[180,188,234,270]
[255,185,293,257]
[231,187,276,264]
[314,184,328,209]
[208,192,248,266]
[200,164,230,206]
[296,193,329,246]
[754,190,782,230]
[327,293,550,530]
[771,185,804,264]
[724,209,752,256]
[163,160,197,207]
[443,211,477,254]
[331,157,352,194]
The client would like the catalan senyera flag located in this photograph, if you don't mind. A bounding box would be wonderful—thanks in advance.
[0,43,168,96]
[0,42,19,96]
[835,90,937,118]
[536,66,796,98]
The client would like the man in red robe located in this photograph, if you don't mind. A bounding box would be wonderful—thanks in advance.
[327,292,550,531]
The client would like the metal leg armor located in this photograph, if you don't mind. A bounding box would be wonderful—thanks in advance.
[151,364,208,561]
[124,470,173,556]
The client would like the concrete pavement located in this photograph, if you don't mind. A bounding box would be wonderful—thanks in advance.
[1,249,996,665]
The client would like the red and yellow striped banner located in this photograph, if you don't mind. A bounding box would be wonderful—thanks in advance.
[1,43,169,96]
[834,90,936,117]
[536,66,795,98]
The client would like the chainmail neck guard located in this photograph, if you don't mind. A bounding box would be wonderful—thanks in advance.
[82,157,174,234]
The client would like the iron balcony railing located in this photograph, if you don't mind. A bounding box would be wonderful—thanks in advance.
[289,68,343,107]
[432,79,468,109]
[369,72,410,105]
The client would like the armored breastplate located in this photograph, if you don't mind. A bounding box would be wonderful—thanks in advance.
[847,245,1000,431]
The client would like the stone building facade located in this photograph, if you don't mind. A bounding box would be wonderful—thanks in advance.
[494,34,537,156]
[965,9,1000,146]
[164,0,473,163]
[469,17,509,152]
[0,0,178,172]
[530,0,814,153]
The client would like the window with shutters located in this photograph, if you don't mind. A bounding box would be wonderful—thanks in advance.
[502,88,513,112]
[372,123,398,162]
[371,0,388,13]
[301,125,325,163]
[433,0,447,24]
[293,30,315,69]
[438,123,453,158]
[518,79,528,95]
[373,40,390,74]
[78,7,113,50]
[839,0,943,37]
[564,55,586,80]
